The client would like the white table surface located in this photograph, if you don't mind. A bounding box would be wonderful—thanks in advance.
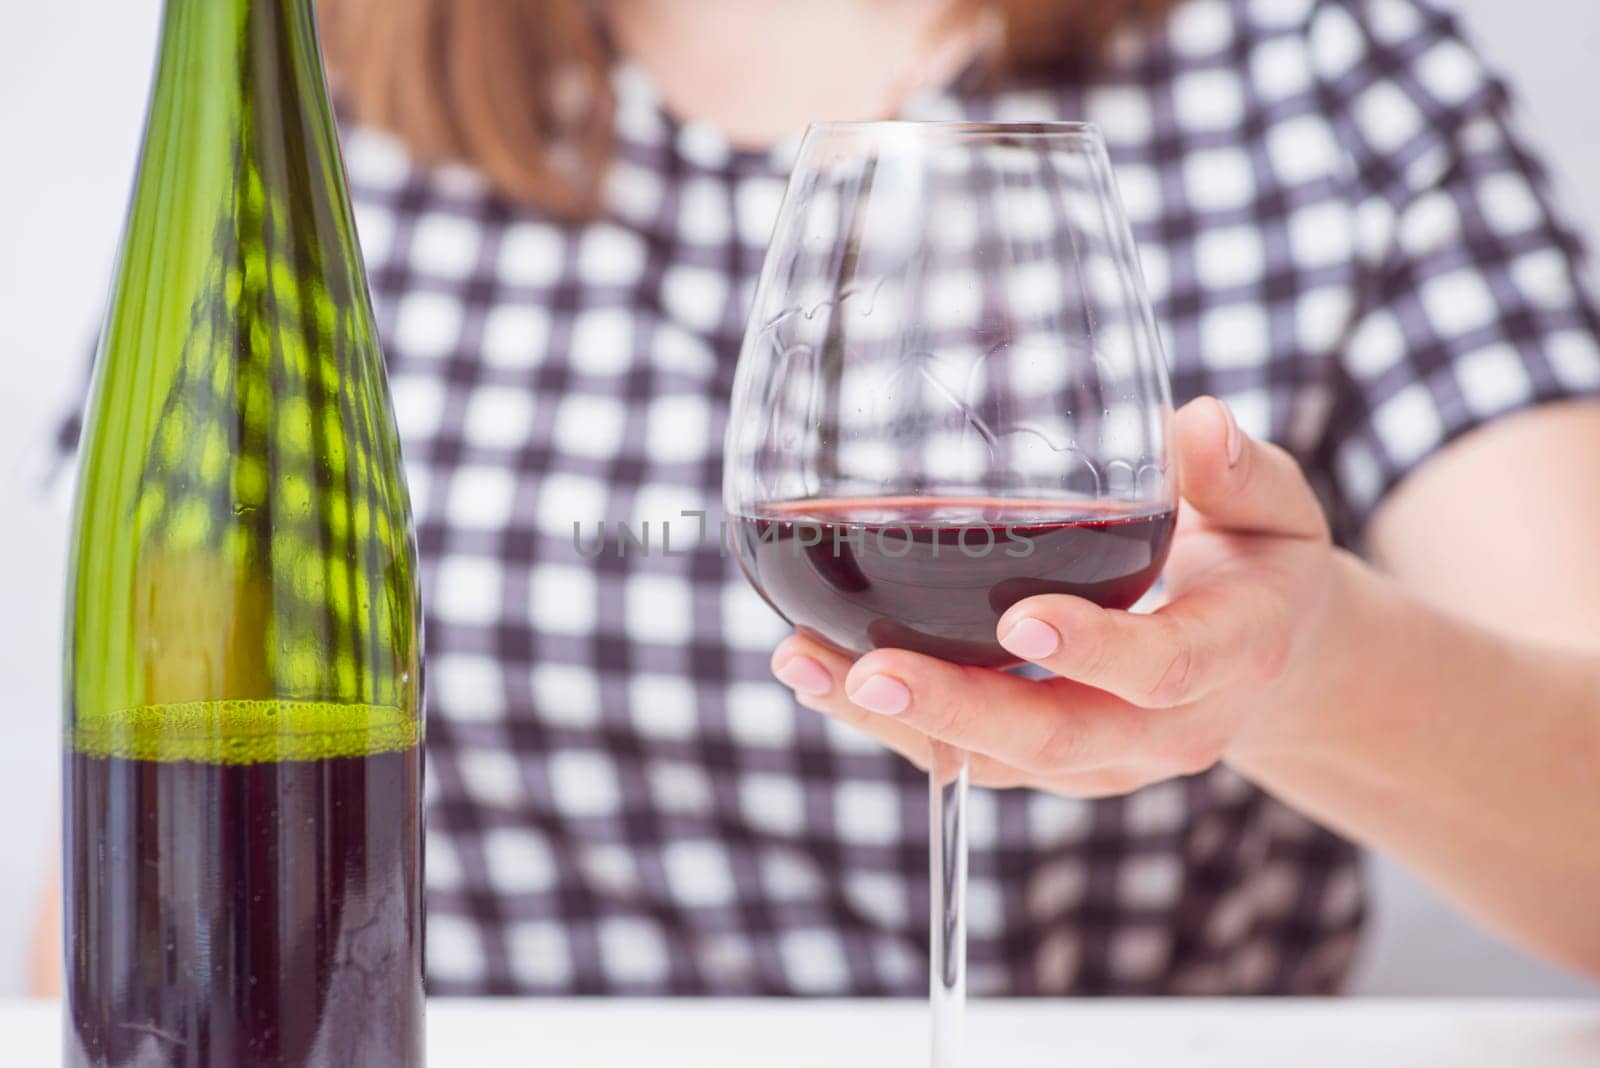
[20,997,1600,1066]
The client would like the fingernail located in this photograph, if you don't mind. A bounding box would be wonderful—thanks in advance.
[1219,399,1244,467]
[774,656,833,697]
[998,617,1060,661]
[847,674,912,716]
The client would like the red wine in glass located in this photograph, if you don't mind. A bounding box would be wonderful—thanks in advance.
[732,496,1176,667]
[727,121,1177,1066]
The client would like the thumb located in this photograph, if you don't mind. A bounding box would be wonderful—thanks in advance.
[1173,397,1328,540]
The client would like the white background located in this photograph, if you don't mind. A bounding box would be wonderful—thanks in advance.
[1,0,1597,998]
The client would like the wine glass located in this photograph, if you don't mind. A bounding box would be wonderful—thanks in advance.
[724,121,1175,1066]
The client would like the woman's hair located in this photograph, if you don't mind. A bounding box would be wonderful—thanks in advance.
[318,1,1180,217]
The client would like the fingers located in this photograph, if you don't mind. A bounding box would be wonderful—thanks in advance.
[773,639,1032,786]
[979,395,1325,707]
[995,578,1294,709]
[773,639,937,764]
[775,635,1159,774]
[996,599,1196,707]
[845,649,1154,775]
[771,633,1235,787]
[1174,397,1328,541]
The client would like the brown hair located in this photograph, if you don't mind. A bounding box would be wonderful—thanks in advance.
[318,1,1180,217]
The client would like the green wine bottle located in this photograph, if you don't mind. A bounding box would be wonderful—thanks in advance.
[62,1,423,1064]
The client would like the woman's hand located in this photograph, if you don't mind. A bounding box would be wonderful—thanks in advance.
[770,394,1600,977]
[769,396,1340,796]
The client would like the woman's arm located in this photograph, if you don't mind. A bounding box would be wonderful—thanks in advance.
[1234,402,1600,975]
[29,868,61,996]
[1368,401,1600,651]
[1236,400,1600,975]
[772,397,1600,977]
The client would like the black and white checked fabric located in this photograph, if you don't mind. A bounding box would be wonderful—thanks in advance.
[331,0,1600,995]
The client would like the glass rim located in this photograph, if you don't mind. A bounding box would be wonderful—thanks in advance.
[801,119,1104,142]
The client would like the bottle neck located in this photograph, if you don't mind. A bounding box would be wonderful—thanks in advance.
[131,0,366,322]
[142,1,340,221]
[74,0,413,722]
[149,0,329,142]
[158,0,323,83]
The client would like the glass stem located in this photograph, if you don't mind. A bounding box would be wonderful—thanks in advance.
[929,741,968,1068]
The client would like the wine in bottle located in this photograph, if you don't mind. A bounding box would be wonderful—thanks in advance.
[62,1,424,1064]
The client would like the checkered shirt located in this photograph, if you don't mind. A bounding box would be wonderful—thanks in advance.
[321,0,1600,996]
